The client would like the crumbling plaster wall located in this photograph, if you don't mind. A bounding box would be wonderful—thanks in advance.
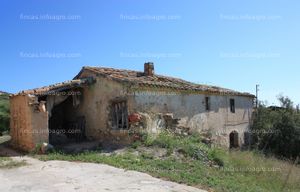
[75,71,131,143]
[129,90,253,147]
[10,95,48,151]
[76,70,253,147]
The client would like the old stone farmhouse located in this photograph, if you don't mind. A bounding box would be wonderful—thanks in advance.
[10,63,254,152]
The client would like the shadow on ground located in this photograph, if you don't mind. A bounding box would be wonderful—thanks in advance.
[0,135,127,156]
[0,135,26,157]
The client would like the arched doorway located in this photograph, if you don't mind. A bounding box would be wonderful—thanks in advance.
[229,131,239,148]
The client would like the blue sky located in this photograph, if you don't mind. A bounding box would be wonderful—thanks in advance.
[0,0,299,105]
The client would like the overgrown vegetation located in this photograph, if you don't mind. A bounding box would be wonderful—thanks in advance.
[0,93,10,134]
[38,132,300,192]
[252,96,300,159]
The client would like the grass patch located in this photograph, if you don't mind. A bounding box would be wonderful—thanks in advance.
[37,132,300,192]
[0,156,27,169]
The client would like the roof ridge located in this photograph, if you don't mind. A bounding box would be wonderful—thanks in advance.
[80,66,254,97]
[13,65,255,97]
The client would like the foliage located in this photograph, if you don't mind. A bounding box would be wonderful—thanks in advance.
[252,96,300,159]
[142,131,214,161]
[0,94,10,133]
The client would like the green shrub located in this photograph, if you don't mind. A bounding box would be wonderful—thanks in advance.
[151,131,176,149]
[252,96,300,159]
[131,141,142,149]
[143,134,155,147]
[0,94,10,133]
[208,148,225,167]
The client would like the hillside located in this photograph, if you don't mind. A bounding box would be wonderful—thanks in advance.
[0,92,10,134]
[0,91,9,95]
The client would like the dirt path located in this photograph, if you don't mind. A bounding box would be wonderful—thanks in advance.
[0,155,207,192]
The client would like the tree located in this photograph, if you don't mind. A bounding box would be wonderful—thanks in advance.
[277,95,294,110]
[252,96,300,159]
[0,94,10,133]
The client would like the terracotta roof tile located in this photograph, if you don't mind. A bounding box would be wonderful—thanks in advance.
[81,66,254,97]
[13,78,94,96]
[13,66,254,97]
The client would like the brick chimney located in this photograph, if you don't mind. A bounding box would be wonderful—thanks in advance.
[144,62,154,76]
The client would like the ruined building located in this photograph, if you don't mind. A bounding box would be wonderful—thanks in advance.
[10,63,254,151]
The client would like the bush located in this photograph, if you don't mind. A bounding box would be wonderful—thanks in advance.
[143,134,155,147]
[0,94,10,133]
[152,131,176,149]
[252,96,300,159]
[208,148,225,167]
[131,141,142,149]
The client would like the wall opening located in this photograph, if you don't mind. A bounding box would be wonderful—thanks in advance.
[49,95,85,145]
[111,100,128,130]
[230,98,235,113]
[229,130,239,148]
[205,96,210,111]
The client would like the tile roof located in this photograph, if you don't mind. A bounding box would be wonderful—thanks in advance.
[13,78,94,96]
[78,66,254,97]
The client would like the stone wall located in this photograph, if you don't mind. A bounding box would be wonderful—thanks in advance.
[128,90,253,147]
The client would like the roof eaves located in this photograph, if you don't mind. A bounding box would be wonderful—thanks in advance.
[13,77,95,97]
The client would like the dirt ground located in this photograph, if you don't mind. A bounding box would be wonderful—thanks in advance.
[0,145,206,192]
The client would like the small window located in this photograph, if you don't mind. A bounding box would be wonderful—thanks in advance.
[111,100,128,130]
[205,97,210,111]
[230,99,235,113]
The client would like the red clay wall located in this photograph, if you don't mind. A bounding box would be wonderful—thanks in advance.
[10,95,48,152]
